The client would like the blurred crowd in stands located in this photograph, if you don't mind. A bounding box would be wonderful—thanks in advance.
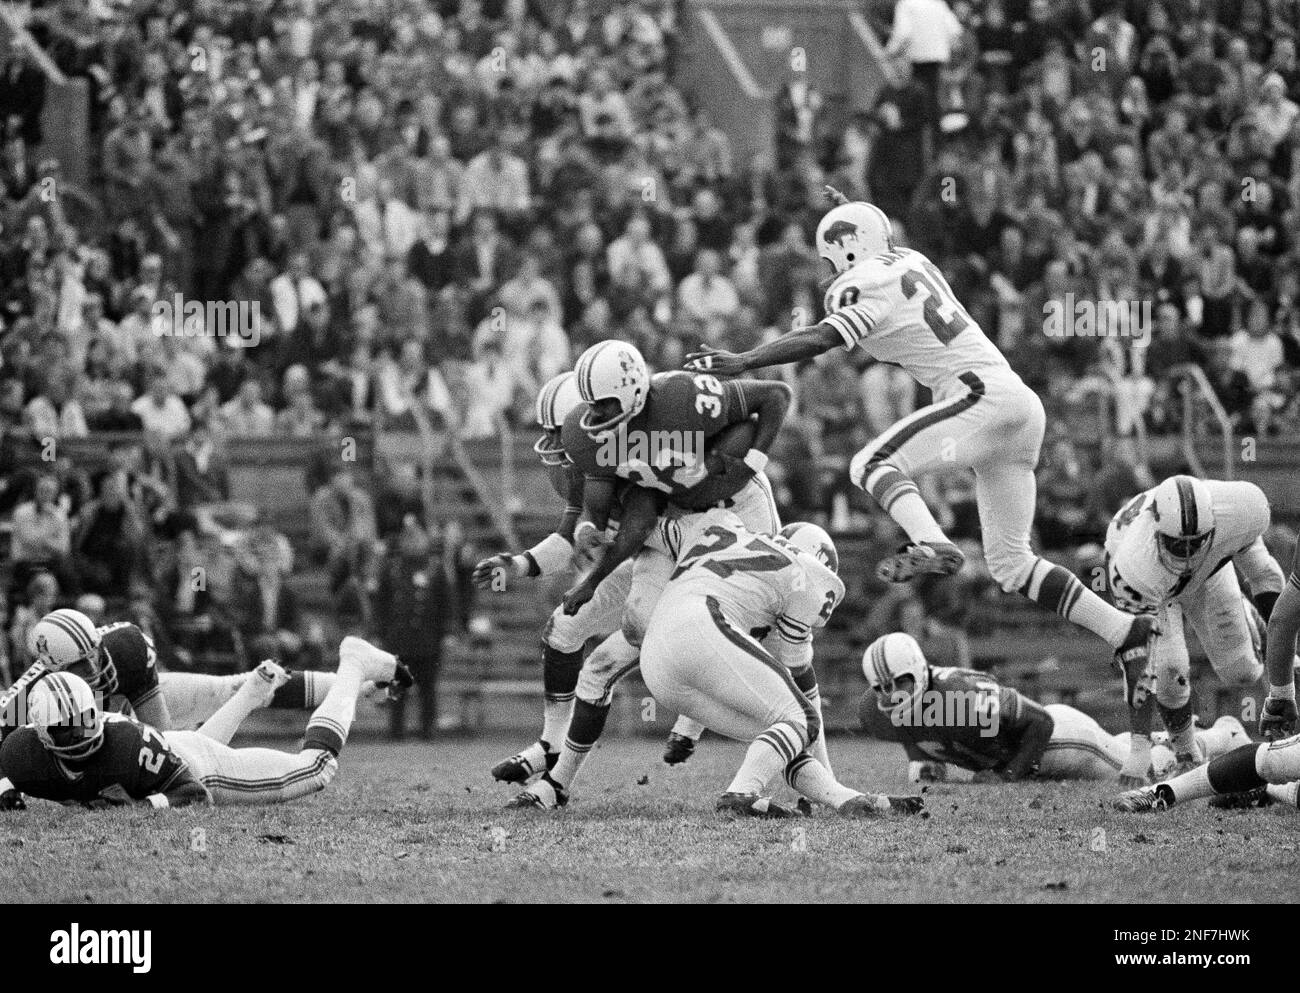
[1,0,1300,691]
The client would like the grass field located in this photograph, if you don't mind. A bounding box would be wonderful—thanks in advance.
[3,733,1298,903]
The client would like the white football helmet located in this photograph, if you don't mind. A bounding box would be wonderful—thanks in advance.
[533,371,583,466]
[863,632,930,714]
[779,521,839,574]
[574,340,650,436]
[1151,475,1215,575]
[31,609,102,674]
[815,201,894,275]
[26,671,104,760]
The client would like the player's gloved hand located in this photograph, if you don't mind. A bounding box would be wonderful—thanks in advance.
[572,523,607,569]
[0,788,26,811]
[562,577,598,616]
[1260,696,1299,740]
[683,346,746,377]
[472,553,522,590]
[86,783,135,809]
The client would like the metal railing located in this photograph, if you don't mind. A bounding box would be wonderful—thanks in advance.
[1169,363,1233,480]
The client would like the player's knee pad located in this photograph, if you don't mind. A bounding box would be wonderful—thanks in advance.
[1209,651,1264,687]
[1255,737,1300,785]
[543,605,591,655]
[1154,661,1192,709]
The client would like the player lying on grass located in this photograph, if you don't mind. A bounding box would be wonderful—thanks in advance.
[685,187,1155,696]
[0,638,409,809]
[504,341,798,810]
[1114,531,1300,813]
[1104,475,1282,785]
[859,632,1248,783]
[640,509,923,818]
[0,608,408,810]
[471,370,705,785]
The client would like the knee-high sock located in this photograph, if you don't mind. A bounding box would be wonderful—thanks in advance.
[1266,782,1300,806]
[727,722,806,796]
[862,465,947,544]
[792,665,832,776]
[270,671,335,710]
[302,657,365,757]
[549,698,610,791]
[784,752,858,809]
[541,643,583,750]
[1158,701,1199,755]
[197,674,272,745]
[670,714,705,741]
[1018,559,1131,647]
[1162,743,1266,804]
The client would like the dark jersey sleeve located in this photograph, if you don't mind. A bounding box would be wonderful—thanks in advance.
[1288,537,1300,591]
[99,624,161,711]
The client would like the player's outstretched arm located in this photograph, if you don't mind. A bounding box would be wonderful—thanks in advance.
[685,324,842,377]
[562,486,662,615]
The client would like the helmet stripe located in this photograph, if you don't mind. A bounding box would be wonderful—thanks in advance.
[44,612,95,657]
[1175,477,1198,536]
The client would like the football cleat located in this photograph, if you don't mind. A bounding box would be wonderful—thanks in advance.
[885,793,927,815]
[716,792,800,819]
[1115,616,1157,707]
[876,542,965,583]
[491,742,557,784]
[0,788,26,812]
[245,660,291,708]
[378,660,415,702]
[504,774,568,811]
[663,731,696,766]
[1113,784,1174,813]
[1208,787,1274,810]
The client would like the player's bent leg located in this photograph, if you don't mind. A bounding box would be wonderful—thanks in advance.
[1116,734,1300,812]
[166,730,340,806]
[1189,569,1266,689]
[158,672,244,730]
[197,661,291,744]
[1150,605,1200,769]
[622,547,673,648]
[1037,704,1128,780]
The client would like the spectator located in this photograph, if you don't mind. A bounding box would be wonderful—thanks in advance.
[130,371,191,441]
[10,472,72,591]
[885,0,963,130]
[73,470,146,598]
[220,379,276,437]
[8,571,60,673]
[308,467,378,604]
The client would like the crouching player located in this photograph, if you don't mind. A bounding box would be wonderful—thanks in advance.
[860,633,1247,782]
[1114,528,1300,813]
[1105,475,1282,784]
[640,509,923,818]
[0,637,408,808]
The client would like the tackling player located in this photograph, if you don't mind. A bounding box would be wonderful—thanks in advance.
[860,633,1248,783]
[1105,475,1282,784]
[684,189,1155,693]
[641,510,922,817]
[1,638,403,808]
[471,371,703,783]
[506,340,794,810]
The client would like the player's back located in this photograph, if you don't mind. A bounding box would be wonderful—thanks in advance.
[98,622,161,710]
[0,714,183,805]
[823,247,1012,399]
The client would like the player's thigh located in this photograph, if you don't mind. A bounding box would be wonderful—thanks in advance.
[574,629,640,705]
[623,547,673,646]
[1038,705,1126,780]
[169,730,338,806]
[159,673,242,730]
[729,472,781,534]
[849,392,986,484]
[1186,567,1264,685]
[543,558,632,652]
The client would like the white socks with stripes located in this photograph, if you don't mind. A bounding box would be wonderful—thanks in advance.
[862,465,948,544]
[727,721,806,796]
[785,753,859,809]
[303,656,366,757]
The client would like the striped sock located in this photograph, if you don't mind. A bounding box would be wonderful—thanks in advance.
[1158,702,1198,755]
[784,753,857,809]
[550,698,610,790]
[541,644,582,750]
[1019,558,1130,647]
[302,658,364,757]
[862,465,947,544]
[727,721,806,796]
[270,671,335,710]
[1265,782,1300,807]
[792,665,833,776]
[670,715,706,742]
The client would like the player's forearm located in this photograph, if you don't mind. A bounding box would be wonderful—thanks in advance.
[743,380,793,454]
[1265,583,1300,694]
[583,489,657,589]
[731,325,842,371]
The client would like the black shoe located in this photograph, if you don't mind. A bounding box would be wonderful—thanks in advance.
[380,661,415,701]
[876,541,965,583]
[1209,787,1274,810]
[663,732,696,765]
[716,792,800,819]
[1115,616,1156,707]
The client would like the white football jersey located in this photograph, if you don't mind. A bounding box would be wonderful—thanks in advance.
[1105,480,1273,611]
[821,247,1012,399]
[650,509,844,669]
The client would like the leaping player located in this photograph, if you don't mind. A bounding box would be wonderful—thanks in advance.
[684,188,1155,694]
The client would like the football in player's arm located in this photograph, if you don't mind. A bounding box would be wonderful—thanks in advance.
[1261,538,1300,738]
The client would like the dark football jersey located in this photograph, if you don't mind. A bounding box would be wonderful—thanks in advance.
[0,714,188,805]
[858,667,1027,772]
[562,371,749,501]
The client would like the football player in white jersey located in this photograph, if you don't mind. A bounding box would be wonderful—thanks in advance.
[1105,475,1283,784]
[685,189,1155,689]
[640,510,923,817]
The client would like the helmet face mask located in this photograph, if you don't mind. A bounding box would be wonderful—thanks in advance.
[574,341,649,437]
[1156,529,1215,574]
[863,633,929,718]
[28,672,105,761]
[534,371,582,466]
[1151,475,1216,576]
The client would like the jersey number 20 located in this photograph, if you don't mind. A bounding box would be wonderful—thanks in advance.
[901,260,972,346]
